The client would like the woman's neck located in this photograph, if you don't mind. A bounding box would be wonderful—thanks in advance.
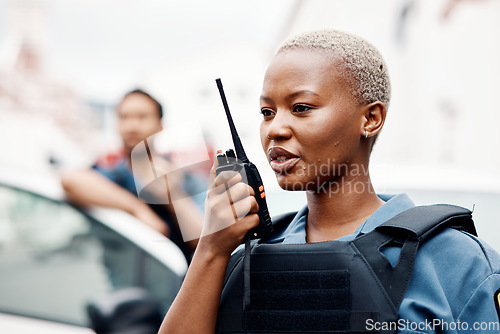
[305,173,384,243]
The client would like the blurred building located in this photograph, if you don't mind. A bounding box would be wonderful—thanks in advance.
[0,0,104,173]
[276,0,500,180]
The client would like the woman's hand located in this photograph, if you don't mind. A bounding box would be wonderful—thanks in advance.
[159,152,260,334]
[198,159,260,258]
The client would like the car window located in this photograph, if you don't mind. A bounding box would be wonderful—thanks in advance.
[0,184,179,326]
[143,253,183,312]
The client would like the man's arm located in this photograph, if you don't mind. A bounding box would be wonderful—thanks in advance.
[60,169,168,235]
[133,157,205,250]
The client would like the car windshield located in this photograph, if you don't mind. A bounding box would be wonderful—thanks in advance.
[0,183,180,326]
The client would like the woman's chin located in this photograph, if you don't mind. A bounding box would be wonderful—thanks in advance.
[275,176,312,192]
[279,184,298,191]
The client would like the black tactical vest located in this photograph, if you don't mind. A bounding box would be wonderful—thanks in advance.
[216,205,476,334]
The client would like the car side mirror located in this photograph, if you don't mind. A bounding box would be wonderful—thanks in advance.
[86,287,163,334]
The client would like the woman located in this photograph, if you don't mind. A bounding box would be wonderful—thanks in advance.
[159,30,500,334]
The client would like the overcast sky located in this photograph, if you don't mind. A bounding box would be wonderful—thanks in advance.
[0,0,292,101]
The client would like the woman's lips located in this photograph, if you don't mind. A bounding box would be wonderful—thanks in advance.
[268,147,300,174]
[270,157,300,174]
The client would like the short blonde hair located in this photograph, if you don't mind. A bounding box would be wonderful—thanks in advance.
[277,29,391,109]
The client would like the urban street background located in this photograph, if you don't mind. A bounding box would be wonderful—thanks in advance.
[1,0,499,241]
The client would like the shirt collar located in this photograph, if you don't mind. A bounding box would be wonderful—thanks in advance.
[340,193,415,240]
[267,193,415,244]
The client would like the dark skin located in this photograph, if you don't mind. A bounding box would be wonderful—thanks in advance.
[159,48,388,333]
[260,49,386,242]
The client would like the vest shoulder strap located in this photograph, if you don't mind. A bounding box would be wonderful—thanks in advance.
[353,204,476,310]
[375,204,476,240]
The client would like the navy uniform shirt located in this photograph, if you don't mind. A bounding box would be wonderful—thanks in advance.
[266,194,500,333]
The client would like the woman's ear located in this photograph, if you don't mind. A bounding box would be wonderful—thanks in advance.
[360,101,386,138]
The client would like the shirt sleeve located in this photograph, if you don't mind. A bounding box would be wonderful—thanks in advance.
[92,164,117,183]
[396,230,500,334]
[456,272,500,333]
[92,163,138,195]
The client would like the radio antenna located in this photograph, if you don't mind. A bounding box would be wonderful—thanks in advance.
[216,78,249,163]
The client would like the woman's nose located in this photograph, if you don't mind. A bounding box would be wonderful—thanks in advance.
[265,111,292,141]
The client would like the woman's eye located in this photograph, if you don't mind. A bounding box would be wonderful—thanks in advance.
[260,109,274,117]
[293,104,312,113]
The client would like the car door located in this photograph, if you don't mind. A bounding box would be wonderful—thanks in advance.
[0,182,184,332]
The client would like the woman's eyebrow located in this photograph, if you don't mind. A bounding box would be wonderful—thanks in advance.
[260,95,273,103]
[289,90,319,99]
[260,90,319,103]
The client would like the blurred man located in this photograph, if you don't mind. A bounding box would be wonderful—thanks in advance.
[61,89,204,260]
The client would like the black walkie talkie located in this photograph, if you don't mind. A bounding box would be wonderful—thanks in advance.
[215,78,273,240]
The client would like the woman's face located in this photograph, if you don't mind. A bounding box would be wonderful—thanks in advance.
[260,49,367,191]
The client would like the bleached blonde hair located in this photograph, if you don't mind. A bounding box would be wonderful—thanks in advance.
[277,29,391,109]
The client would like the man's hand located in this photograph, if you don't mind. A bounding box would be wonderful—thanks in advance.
[131,202,170,236]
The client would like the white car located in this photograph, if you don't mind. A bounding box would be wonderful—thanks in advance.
[0,170,188,333]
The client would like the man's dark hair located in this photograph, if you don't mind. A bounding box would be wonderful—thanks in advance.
[122,89,164,119]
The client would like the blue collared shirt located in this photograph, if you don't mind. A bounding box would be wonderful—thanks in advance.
[266,194,500,333]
